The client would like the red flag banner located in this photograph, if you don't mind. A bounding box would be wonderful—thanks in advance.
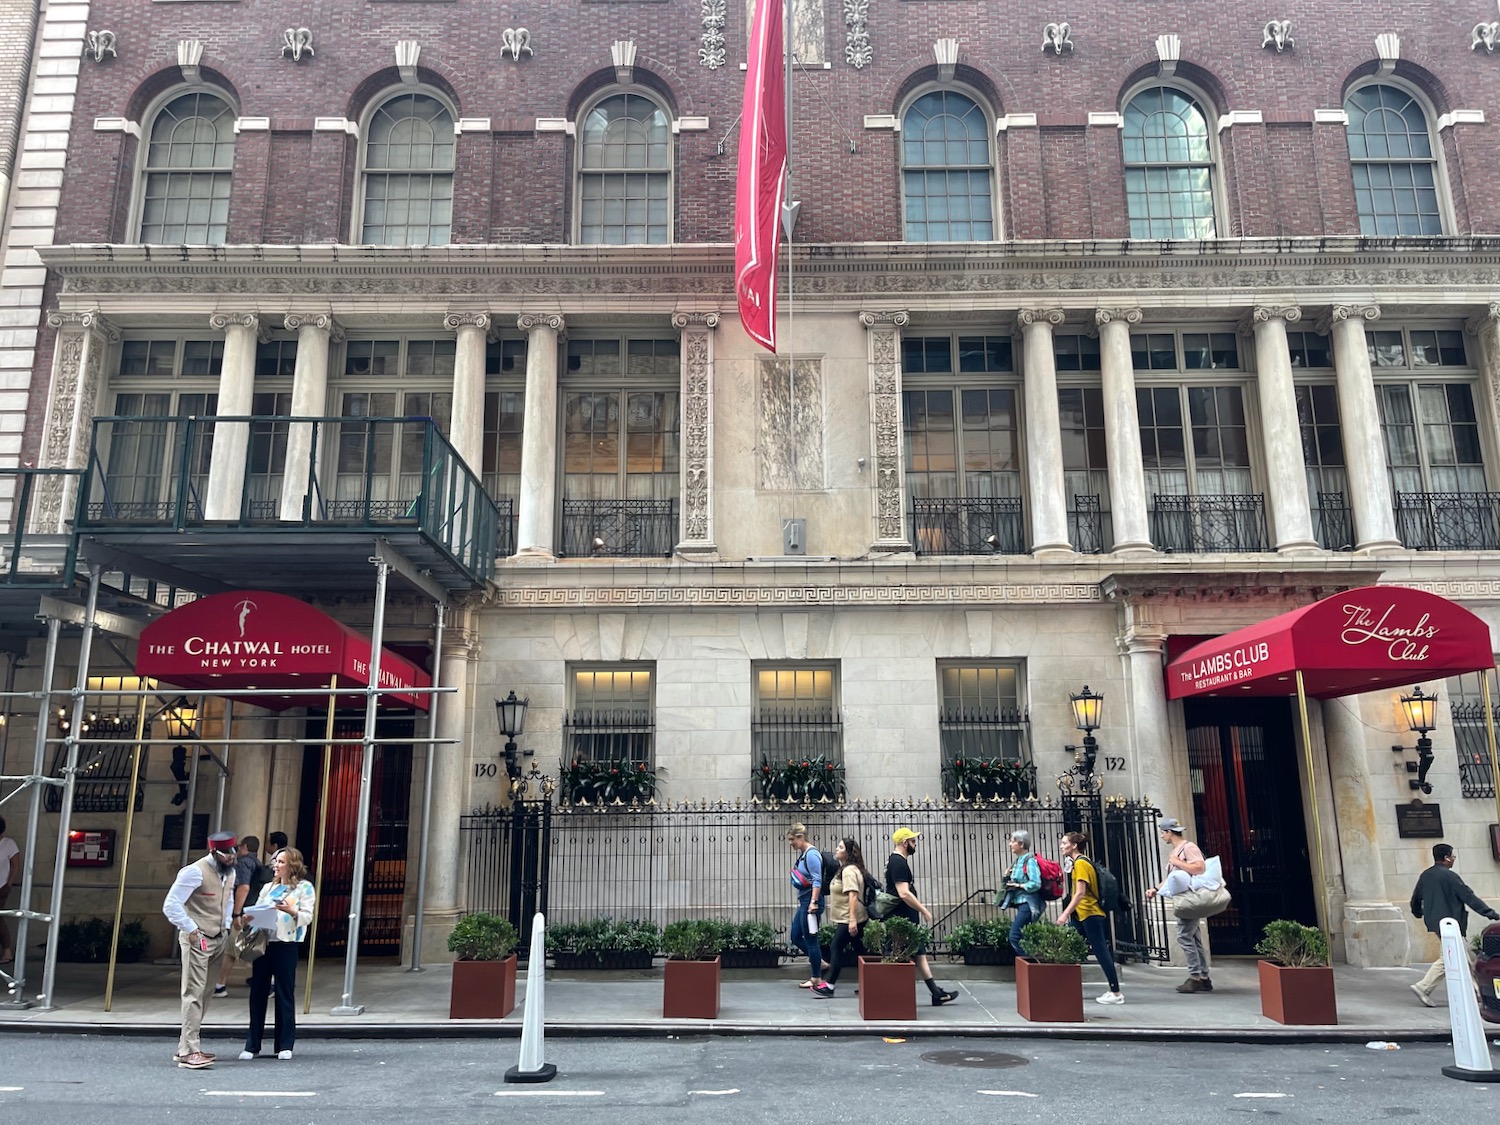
[735,0,787,353]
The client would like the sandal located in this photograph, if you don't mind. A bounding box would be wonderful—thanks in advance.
[798,979,816,988]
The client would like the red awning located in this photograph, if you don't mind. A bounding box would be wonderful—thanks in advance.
[1165,585,1496,701]
[136,591,430,711]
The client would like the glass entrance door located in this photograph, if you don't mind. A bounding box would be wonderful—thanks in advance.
[1185,698,1318,955]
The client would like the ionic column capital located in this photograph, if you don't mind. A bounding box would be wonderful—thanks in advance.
[1016,307,1066,332]
[443,312,493,335]
[858,309,910,329]
[283,312,344,341]
[1094,307,1143,328]
[208,312,272,343]
[671,310,722,330]
[1253,304,1303,325]
[517,312,565,333]
[1464,302,1500,335]
[1317,303,1381,333]
[46,309,119,342]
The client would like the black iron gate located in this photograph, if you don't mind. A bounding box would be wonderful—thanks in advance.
[462,799,552,934]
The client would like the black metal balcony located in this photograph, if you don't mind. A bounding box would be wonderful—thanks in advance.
[1395,491,1500,551]
[912,497,1025,555]
[0,467,83,587]
[1069,493,1105,554]
[1316,491,1354,551]
[559,498,676,558]
[78,416,503,590]
[1150,493,1270,553]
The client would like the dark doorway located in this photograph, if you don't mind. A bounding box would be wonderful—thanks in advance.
[1185,697,1318,955]
[296,714,413,957]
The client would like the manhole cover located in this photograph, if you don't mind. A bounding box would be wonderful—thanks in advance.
[919,1049,1028,1070]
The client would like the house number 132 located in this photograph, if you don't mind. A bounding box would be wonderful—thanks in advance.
[1103,756,1126,772]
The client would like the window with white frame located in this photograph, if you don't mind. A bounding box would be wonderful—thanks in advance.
[938,663,1034,800]
[1344,84,1445,237]
[137,91,235,245]
[360,92,455,245]
[901,89,996,242]
[577,92,672,245]
[1122,86,1217,239]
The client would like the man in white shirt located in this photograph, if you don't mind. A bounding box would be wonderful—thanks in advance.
[0,816,20,964]
[1145,817,1213,993]
[162,831,238,1068]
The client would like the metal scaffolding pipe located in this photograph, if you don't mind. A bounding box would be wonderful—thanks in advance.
[213,699,232,834]
[408,600,446,972]
[302,676,337,1016]
[104,694,152,1011]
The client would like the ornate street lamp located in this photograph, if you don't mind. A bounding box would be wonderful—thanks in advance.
[1059,685,1104,796]
[495,691,529,780]
[1398,686,1438,795]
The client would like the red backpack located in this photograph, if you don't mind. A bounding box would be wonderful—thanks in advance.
[1035,856,1066,901]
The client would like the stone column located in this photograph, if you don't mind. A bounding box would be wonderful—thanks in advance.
[444,313,491,470]
[1123,626,1184,818]
[420,613,476,960]
[279,313,341,521]
[860,310,913,552]
[37,311,118,533]
[672,312,720,558]
[514,313,564,559]
[222,709,277,842]
[204,313,267,521]
[1096,308,1153,554]
[1017,308,1071,557]
[1320,304,1400,553]
[1469,303,1500,450]
[1323,698,1409,966]
[1248,306,1318,553]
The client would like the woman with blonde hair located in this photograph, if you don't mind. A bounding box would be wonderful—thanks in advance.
[239,848,315,1061]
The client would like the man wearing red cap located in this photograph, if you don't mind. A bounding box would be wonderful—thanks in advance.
[162,831,239,1068]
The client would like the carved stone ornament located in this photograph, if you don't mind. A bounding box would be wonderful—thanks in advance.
[933,38,957,82]
[676,322,715,546]
[862,311,911,548]
[671,311,722,329]
[1475,23,1500,53]
[700,0,727,70]
[443,312,493,333]
[208,312,272,342]
[517,313,565,333]
[1095,308,1144,327]
[1375,32,1400,73]
[396,40,421,85]
[178,39,204,83]
[281,28,315,61]
[1316,303,1382,333]
[845,1,873,70]
[1155,33,1182,77]
[612,39,636,85]
[84,30,117,63]
[501,28,533,62]
[1262,20,1294,53]
[1016,308,1066,331]
[1043,23,1073,55]
[1252,305,1303,324]
[283,312,343,341]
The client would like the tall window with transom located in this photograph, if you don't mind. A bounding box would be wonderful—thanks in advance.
[1122,87,1217,239]
[1344,84,1445,236]
[138,91,235,245]
[360,93,455,245]
[901,90,995,242]
[578,93,672,245]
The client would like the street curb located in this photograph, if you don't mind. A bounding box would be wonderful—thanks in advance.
[0,1019,1462,1045]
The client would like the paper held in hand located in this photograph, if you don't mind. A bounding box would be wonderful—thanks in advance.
[243,904,280,931]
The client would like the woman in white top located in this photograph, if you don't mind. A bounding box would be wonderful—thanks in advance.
[239,848,315,1061]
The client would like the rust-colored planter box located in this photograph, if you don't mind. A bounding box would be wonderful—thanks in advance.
[1258,960,1338,1025]
[1015,958,1084,1023]
[857,956,917,1021]
[449,954,517,1019]
[663,956,721,1019]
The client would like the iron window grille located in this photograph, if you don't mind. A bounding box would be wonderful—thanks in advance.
[939,706,1036,801]
[1447,700,1498,799]
[1069,494,1105,554]
[1316,492,1355,552]
[1151,493,1269,552]
[559,498,676,558]
[1395,492,1500,551]
[912,497,1025,555]
[750,709,846,801]
[43,714,146,814]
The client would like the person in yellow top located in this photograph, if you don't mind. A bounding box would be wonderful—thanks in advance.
[811,838,869,999]
[1056,831,1123,1005]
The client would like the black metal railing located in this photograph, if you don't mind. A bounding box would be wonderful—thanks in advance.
[1316,491,1354,551]
[559,498,676,558]
[0,467,83,585]
[1395,491,1500,551]
[939,707,1037,800]
[912,497,1025,555]
[78,415,502,582]
[561,709,657,805]
[42,717,147,814]
[751,710,845,801]
[459,797,1169,961]
[494,498,515,558]
[1150,493,1270,552]
[1449,701,1499,799]
[1069,493,1106,554]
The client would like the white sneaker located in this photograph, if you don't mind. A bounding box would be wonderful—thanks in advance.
[1096,991,1125,1005]
[277,1050,293,1061]
[1410,983,1435,1008]
[237,1050,255,1061]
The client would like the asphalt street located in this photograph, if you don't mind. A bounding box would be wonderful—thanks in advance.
[1,1034,1497,1123]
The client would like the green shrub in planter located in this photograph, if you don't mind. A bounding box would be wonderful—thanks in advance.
[447,913,519,961]
[1254,919,1329,968]
[947,918,1010,954]
[662,920,726,961]
[118,920,151,958]
[1018,921,1088,964]
[729,921,779,951]
[546,917,661,955]
[861,917,929,963]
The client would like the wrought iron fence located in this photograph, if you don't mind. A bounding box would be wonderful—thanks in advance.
[751,711,845,800]
[1068,493,1106,554]
[459,797,1169,962]
[1395,491,1500,551]
[559,498,676,557]
[1316,491,1354,551]
[912,497,1025,555]
[1151,493,1269,552]
[938,708,1036,800]
[561,709,657,804]
[1448,701,1498,799]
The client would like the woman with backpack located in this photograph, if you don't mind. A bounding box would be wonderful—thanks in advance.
[1001,830,1044,957]
[811,838,869,999]
[1055,831,1124,1006]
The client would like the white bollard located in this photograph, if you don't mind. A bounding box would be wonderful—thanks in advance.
[1439,917,1500,1082]
[504,912,557,1084]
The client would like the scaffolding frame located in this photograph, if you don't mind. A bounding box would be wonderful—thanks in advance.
[1,538,455,1015]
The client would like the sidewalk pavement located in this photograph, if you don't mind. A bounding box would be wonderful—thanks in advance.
[0,956,1481,1042]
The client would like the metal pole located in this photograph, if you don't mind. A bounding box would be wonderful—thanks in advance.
[1295,671,1333,954]
[1,614,60,1010]
[408,601,446,971]
[213,699,233,834]
[332,555,389,1014]
[104,694,151,1011]
[302,676,338,1016]
[1480,669,1500,835]
[40,565,101,1009]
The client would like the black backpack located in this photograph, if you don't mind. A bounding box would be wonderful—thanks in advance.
[244,861,274,906]
[1094,863,1127,915]
[818,849,839,896]
[859,868,883,914]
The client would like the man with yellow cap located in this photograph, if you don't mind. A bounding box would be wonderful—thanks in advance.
[885,827,957,1006]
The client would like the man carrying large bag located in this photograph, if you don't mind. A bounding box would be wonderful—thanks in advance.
[1145,816,1229,994]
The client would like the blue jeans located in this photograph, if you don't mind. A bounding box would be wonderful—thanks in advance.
[790,899,822,978]
[1071,914,1120,992]
[1008,895,1043,957]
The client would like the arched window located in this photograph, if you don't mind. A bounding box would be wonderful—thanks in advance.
[578,93,672,245]
[1122,86,1217,239]
[901,90,995,242]
[138,91,235,244]
[360,92,455,245]
[1344,84,1444,236]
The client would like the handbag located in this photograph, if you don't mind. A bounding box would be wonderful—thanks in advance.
[1170,885,1231,921]
[233,926,269,962]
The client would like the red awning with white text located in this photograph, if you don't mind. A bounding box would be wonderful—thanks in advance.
[1165,585,1495,700]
